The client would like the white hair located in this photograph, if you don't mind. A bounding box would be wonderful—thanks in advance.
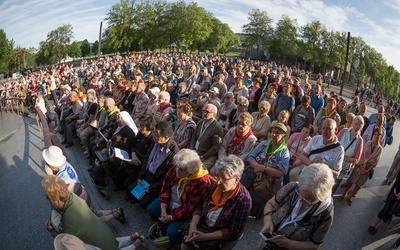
[158,91,171,103]
[299,163,335,201]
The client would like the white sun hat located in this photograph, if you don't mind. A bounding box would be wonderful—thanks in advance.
[42,146,67,167]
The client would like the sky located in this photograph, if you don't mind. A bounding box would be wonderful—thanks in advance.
[1,0,400,70]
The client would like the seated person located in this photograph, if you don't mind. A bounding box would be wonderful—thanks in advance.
[173,103,196,149]
[251,101,271,141]
[182,155,251,250]
[147,149,214,248]
[299,118,344,179]
[225,96,249,130]
[241,122,290,219]
[42,175,146,250]
[190,104,223,173]
[43,146,125,225]
[128,120,179,208]
[219,112,257,162]
[217,92,237,127]
[114,114,155,192]
[156,91,173,122]
[258,163,335,250]
[100,111,137,175]
[287,124,313,181]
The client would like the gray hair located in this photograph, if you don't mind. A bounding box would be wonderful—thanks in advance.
[158,91,171,103]
[205,104,217,114]
[86,89,96,101]
[173,149,201,174]
[299,163,335,201]
[215,155,245,178]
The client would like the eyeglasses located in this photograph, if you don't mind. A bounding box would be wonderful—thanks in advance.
[296,190,318,205]
[224,96,231,99]
[214,175,236,183]
[203,110,214,114]
[237,122,249,127]
[238,103,247,107]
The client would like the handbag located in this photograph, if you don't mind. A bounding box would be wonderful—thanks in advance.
[388,136,394,146]
[253,173,282,201]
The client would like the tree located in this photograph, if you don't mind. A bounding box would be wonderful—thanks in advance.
[46,24,74,63]
[92,40,99,55]
[301,21,325,71]
[0,29,13,73]
[69,41,81,58]
[80,39,91,57]
[105,0,136,52]
[242,9,273,54]
[202,18,239,55]
[270,15,298,64]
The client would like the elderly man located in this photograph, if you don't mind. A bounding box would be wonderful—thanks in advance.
[190,104,223,174]
[295,118,344,179]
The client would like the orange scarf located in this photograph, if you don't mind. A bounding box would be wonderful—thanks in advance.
[208,184,239,212]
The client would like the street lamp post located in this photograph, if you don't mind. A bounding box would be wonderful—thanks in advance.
[340,32,351,96]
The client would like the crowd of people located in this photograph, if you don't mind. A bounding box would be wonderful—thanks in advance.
[2,52,400,249]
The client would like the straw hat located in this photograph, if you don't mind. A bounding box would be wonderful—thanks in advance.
[54,233,86,250]
[89,120,98,130]
[42,146,66,167]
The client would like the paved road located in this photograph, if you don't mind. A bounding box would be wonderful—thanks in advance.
[0,84,400,249]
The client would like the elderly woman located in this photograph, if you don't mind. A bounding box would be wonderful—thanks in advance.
[173,103,196,149]
[288,124,313,181]
[229,76,249,102]
[219,112,257,161]
[147,149,213,247]
[42,176,146,250]
[258,163,335,250]
[313,97,341,135]
[340,128,383,205]
[156,91,174,121]
[128,120,180,208]
[241,122,290,219]
[182,155,251,250]
[217,92,237,127]
[225,96,249,130]
[337,115,364,175]
[251,100,271,140]
[291,95,315,133]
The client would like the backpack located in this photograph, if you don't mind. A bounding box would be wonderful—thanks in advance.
[148,223,170,250]
[89,158,108,189]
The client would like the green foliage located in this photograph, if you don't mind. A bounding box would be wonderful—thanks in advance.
[69,41,81,57]
[242,9,273,53]
[0,29,13,73]
[270,15,298,64]
[80,39,91,57]
[92,40,99,55]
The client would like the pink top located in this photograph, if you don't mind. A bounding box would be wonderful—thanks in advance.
[287,132,311,166]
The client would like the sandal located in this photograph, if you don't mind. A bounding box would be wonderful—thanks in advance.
[133,235,147,250]
[130,232,140,242]
[338,196,345,201]
[346,197,353,206]
[113,208,126,224]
